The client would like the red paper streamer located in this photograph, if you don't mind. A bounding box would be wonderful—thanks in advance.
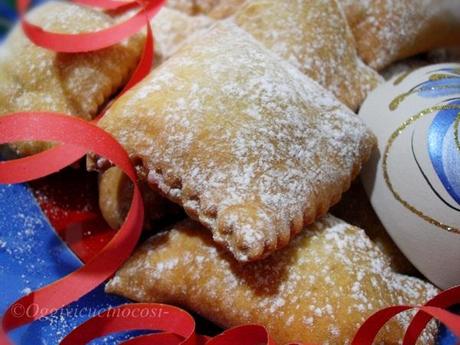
[17,0,163,53]
[73,0,137,10]
[1,0,460,344]
[403,286,460,345]
[17,0,161,104]
[0,113,144,343]
[351,305,460,345]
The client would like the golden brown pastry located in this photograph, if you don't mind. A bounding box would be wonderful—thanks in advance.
[331,181,417,275]
[340,0,460,70]
[98,167,183,230]
[96,8,213,229]
[233,0,382,110]
[97,22,376,262]
[106,215,439,345]
[193,0,222,15]
[0,1,144,155]
[113,6,214,65]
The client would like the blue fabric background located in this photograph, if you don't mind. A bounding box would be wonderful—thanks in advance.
[0,183,152,344]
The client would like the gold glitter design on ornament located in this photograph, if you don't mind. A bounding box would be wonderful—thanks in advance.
[389,91,411,111]
[428,68,460,82]
[393,67,460,86]
[383,104,460,234]
[429,73,458,81]
[390,85,460,111]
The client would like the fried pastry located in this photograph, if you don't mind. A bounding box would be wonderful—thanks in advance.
[331,181,417,275]
[193,0,222,16]
[97,22,376,262]
[233,0,382,110]
[113,6,214,66]
[0,1,144,155]
[340,0,460,70]
[98,167,133,230]
[106,216,439,345]
[97,8,212,229]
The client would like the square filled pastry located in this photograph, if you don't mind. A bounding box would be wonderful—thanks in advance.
[340,0,460,70]
[233,0,382,110]
[97,21,376,261]
[106,215,439,345]
[0,1,144,155]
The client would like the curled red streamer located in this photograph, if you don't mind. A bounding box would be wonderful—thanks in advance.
[17,0,161,105]
[403,286,460,345]
[17,0,164,53]
[0,113,144,344]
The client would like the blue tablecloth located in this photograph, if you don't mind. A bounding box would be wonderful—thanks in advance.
[0,183,152,344]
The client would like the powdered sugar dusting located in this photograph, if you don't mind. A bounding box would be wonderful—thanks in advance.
[99,21,376,262]
[107,215,438,344]
[339,0,460,69]
[0,1,143,155]
[233,0,382,110]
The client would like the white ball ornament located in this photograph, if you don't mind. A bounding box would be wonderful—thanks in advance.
[360,63,460,289]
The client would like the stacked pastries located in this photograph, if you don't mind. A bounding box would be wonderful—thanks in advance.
[97,21,376,261]
[0,1,144,155]
[233,0,382,110]
[340,0,460,70]
[0,2,213,156]
[107,216,438,345]
[0,0,457,343]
